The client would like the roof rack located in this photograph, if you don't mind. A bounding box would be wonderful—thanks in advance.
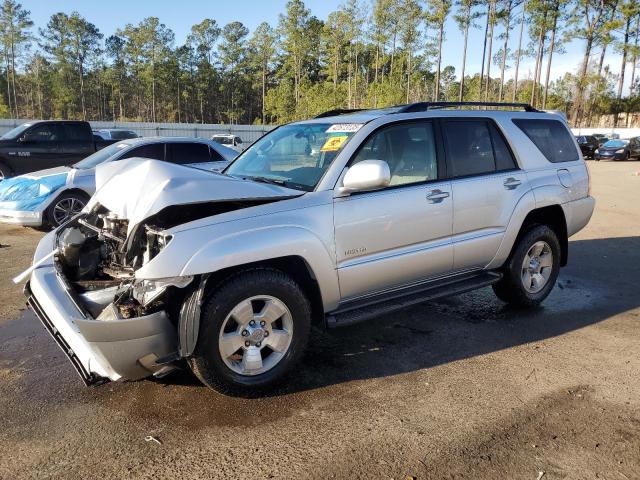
[314,108,365,118]
[395,101,539,113]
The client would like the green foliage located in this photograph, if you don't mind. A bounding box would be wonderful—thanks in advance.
[0,0,637,126]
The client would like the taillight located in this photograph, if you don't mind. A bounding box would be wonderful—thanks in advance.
[586,162,592,196]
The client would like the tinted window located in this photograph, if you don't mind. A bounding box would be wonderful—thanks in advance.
[352,121,438,186]
[64,124,89,141]
[442,120,495,177]
[489,123,517,171]
[209,146,224,161]
[23,123,63,142]
[513,119,579,163]
[169,143,211,165]
[121,143,165,160]
[110,130,137,140]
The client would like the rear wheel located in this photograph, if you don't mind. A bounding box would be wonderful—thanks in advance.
[493,225,561,308]
[45,191,88,228]
[188,268,311,395]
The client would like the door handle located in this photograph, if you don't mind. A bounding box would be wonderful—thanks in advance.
[503,177,522,190]
[426,189,450,203]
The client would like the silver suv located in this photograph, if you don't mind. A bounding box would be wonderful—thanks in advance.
[21,102,595,394]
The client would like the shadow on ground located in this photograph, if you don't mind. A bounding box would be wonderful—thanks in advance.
[1,236,638,410]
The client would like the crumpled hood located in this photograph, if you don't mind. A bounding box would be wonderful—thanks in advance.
[90,158,303,234]
[0,167,70,210]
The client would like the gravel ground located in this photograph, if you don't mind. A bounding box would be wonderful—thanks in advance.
[0,160,639,479]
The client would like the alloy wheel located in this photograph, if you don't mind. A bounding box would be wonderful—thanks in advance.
[521,240,553,294]
[52,197,85,226]
[218,295,294,376]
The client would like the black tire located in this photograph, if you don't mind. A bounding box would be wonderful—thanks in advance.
[492,225,561,308]
[0,161,12,180]
[188,268,311,395]
[44,191,89,228]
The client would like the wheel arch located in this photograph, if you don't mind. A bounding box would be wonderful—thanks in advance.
[178,255,325,358]
[44,188,92,227]
[487,186,569,270]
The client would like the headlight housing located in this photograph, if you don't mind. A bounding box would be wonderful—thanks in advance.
[594,149,600,154]
[615,149,625,153]
[132,276,194,306]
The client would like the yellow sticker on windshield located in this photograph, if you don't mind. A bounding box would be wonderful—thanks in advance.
[321,135,348,152]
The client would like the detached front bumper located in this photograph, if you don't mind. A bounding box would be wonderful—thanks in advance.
[0,208,43,226]
[25,234,178,384]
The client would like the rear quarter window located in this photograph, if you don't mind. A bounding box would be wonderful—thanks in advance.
[512,119,579,163]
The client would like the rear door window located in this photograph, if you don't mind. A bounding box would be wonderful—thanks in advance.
[168,142,212,165]
[512,119,579,163]
[120,143,165,161]
[441,119,517,177]
[64,123,89,141]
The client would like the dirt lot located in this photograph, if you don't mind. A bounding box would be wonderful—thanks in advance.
[0,160,639,479]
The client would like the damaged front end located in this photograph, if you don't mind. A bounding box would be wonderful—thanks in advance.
[25,205,198,385]
[23,158,304,385]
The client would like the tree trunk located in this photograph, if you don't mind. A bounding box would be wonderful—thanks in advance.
[629,16,639,98]
[614,16,631,127]
[498,0,512,101]
[407,51,411,103]
[434,23,444,101]
[573,36,593,126]
[78,59,87,120]
[10,33,18,117]
[459,6,471,101]
[262,63,266,124]
[530,6,547,108]
[512,0,526,101]
[542,3,558,109]
[484,2,496,101]
[4,52,12,118]
[479,4,490,98]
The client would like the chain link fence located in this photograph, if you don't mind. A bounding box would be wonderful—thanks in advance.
[0,119,275,144]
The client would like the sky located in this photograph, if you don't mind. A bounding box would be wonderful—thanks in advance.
[20,0,628,92]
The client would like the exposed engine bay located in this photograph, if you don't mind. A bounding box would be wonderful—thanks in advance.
[56,204,192,324]
[55,196,285,325]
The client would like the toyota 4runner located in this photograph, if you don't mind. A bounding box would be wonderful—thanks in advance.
[21,102,595,394]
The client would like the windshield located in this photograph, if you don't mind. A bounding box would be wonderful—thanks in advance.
[1,123,32,140]
[603,140,628,148]
[225,122,361,191]
[73,142,129,169]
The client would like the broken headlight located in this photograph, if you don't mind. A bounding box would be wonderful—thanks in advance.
[144,226,173,264]
[132,276,194,306]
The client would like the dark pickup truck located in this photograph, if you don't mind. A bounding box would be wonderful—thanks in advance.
[0,120,119,179]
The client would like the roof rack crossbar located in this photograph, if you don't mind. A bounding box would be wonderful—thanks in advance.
[395,101,539,113]
[314,108,365,119]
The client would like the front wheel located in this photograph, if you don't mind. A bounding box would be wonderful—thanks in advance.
[0,161,11,180]
[188,268,311,395]
[493,225,561,308]
[44,191,88,228]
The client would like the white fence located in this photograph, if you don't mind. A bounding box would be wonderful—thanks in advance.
[1,118,637,143]
[0,119,274,143]
[571,127,640,138]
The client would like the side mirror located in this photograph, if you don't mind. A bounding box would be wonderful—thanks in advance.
[339,160,390,195]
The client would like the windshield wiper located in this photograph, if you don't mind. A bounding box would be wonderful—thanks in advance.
[246,176,288,186]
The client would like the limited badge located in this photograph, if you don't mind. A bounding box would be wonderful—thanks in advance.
[321,135,349,152]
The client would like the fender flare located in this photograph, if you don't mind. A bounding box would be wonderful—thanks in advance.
[177,226,340,310]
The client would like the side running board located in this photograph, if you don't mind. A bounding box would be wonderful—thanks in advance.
[326,271,502,328]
